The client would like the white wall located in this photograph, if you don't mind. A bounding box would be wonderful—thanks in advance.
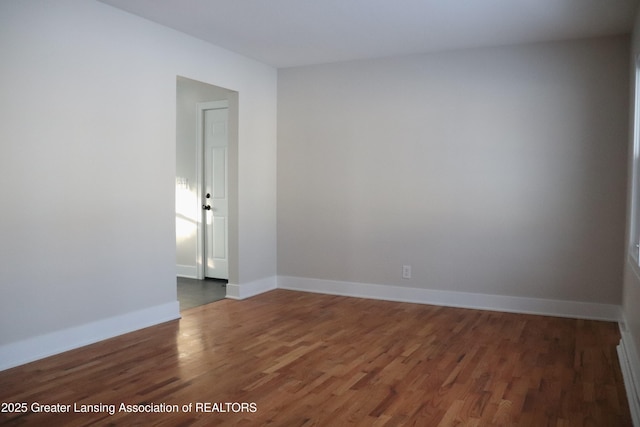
[278,36,629,305]
[0,0,277,368]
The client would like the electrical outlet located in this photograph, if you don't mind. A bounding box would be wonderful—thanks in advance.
[402,265,412,279]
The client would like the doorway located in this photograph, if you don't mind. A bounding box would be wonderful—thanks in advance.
[175,76,238,309]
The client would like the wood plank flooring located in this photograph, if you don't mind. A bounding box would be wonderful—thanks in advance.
[0,290,631,426]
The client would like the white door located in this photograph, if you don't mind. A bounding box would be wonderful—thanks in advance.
[203,107,229,279]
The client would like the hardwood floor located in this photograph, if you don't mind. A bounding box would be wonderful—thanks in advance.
[0,290,631,426]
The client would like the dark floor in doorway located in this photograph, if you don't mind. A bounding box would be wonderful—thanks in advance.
[177,277,227,311]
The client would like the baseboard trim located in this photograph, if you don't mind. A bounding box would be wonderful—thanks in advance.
[618,322,640,427]
[226,276,277,300]
[177,264,197,278]
[277,276,621,321]
[0,301,180,371]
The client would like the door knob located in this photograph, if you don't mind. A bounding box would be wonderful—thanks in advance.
[202,204,211,210]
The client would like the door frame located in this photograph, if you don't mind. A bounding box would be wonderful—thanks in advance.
[195,100,229,280]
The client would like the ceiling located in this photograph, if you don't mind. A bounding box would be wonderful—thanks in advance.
[99,0,638,68]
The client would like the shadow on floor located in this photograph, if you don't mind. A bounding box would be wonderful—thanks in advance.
[177,277,227,311]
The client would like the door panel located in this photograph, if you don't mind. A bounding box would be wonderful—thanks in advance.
[204,108,229,279]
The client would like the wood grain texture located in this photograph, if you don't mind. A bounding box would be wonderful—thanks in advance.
[0,290,631,426]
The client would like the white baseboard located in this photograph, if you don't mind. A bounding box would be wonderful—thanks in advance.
[226,276,277,300]
[177,264,197,278]
[619,322,640,427]
[277,276,621,321]
[0,301,180,371]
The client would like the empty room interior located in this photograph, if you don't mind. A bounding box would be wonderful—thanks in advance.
[2,0,640,425]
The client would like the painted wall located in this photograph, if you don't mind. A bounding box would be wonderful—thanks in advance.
[0,0,276,361]
[278,36,629,304]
